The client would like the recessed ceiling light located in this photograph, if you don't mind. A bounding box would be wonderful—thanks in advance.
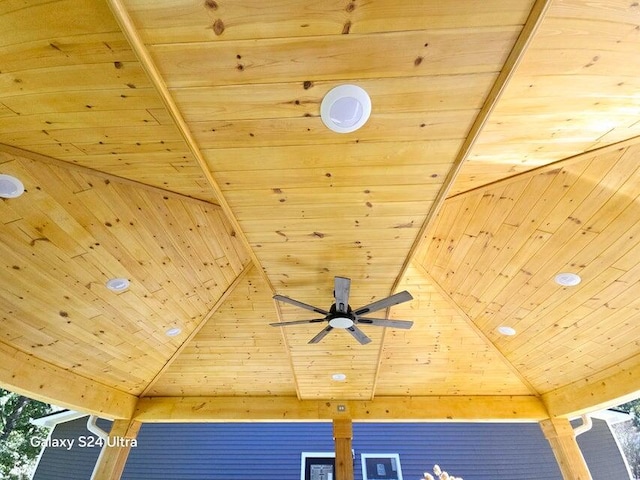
[497,326,516,336]
[165,327,182,337]
[554,272,581,287]
[320,84,371,133]
[0,174,25,198]
[332,373,347,382]
[105,278,130,292]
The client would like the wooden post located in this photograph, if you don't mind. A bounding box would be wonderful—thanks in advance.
[540,418,592,480]
[90,419,141,480]
[333,419,354,480]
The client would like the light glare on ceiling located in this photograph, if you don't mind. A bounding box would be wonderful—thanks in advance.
[332,373,347,381]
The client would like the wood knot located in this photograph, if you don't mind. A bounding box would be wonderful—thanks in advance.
[212,18,225,35]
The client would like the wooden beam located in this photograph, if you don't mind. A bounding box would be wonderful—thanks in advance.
[540,418,592,480]
[543,354,640,418]
[134,395,549,422]
[0,144,220,209]
[333,419,354,480]
[392,0,552,292]
[413,262,540,396]
[447,134,640,201]
[90,419,141,480]
[0,341,137,419]
[106,0,273,293]
[140,263,254,396]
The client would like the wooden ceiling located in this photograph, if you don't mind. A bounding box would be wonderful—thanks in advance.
[1,0,640,421]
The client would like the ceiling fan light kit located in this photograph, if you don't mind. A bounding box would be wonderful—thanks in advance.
[271,276,414,345]
[320,85,371,133]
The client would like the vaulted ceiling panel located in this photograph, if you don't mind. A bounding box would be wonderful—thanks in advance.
[147,266,295,397]
[420,142,640,395]
[375,263,533,396]
[0,149,249,394]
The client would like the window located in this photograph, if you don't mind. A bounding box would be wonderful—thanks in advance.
[361,453,403,480]
[301,452,335,480]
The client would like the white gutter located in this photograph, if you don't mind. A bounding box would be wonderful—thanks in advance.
[573,415,593,437]
[86,415,109,440]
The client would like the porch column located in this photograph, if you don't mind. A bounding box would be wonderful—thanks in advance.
[333,419,354,480]
[90,419,141,480]
[540,417,592,480]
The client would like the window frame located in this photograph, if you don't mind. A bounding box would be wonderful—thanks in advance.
[360,453,403,480]
[300,451,336,480]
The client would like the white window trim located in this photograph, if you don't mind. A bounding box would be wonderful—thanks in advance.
[300,452,335,480]
[361,453,403,480]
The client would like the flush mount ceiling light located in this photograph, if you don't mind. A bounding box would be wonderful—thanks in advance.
[165,327,182,337]
[328,316,354,329]
[332,373,347,382]
[320,84,371,133]
[555,272,581,287]
[106,278,130,292]
[0,174,25,198]
[497,326,517,336]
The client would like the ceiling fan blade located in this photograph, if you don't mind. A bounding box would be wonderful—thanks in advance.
[270,319,326,327]
[356,317,414,329]
[308,325,333,344]
[346,325,372,345]
[333,276,351,313]
[273,294,329,315]
[353,291,413,316]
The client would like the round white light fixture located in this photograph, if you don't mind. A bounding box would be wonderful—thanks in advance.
[165,327,182,337]
[329,317,354,329]
[554,272,581,287]
[332,373,347,382]
[106,278,130,292]
[0,174,25,198]
[497,326,517,336]
[320,84,371,133]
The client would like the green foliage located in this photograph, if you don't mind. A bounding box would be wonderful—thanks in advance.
[0,389,53,480]
[617,399,640,428]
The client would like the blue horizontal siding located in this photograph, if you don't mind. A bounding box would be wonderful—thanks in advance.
[121,422,563,480]
[123,422,334,480]
[574,418,631,479]
[34,417,628,480]
[353,423,561,480]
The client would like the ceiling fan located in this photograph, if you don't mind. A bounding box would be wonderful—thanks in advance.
[271,276,414,345]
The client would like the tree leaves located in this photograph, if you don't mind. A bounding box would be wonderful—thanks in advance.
[0,389,53,479]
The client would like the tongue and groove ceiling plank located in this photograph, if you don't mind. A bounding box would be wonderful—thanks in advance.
[456,0,640,194]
